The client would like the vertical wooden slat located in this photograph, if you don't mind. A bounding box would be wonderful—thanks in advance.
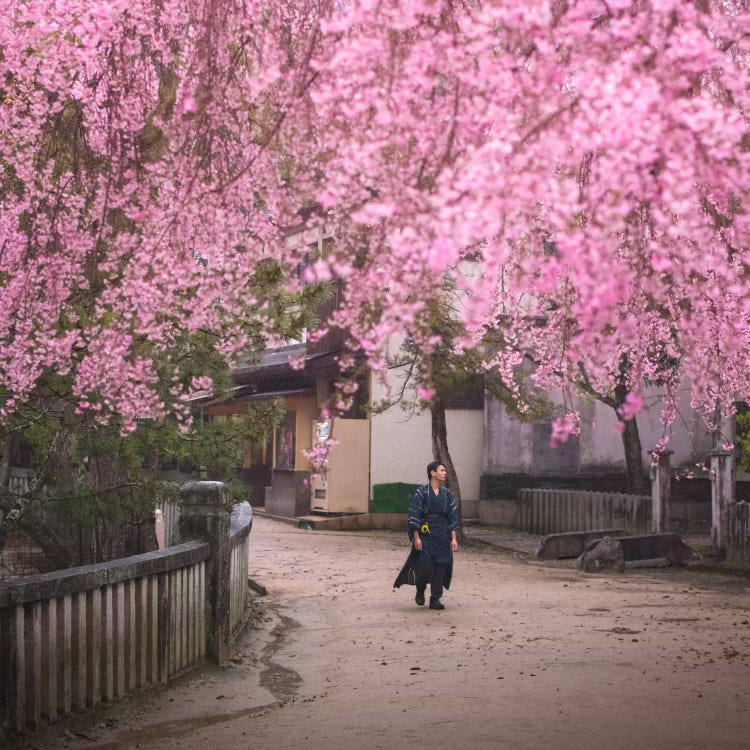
[193,565,201,663]
[619,494,625,531]
[184,567,191,666]
[231,546,236,629]
[126,581,137,691]
[24,602,42,729]
[71,591,87,711]
[41,598,58,723]
[169,570,177,677]
[237,543,243,627]
[627,494,634,533]
[147,575,159,684]
[157,571,170,684]
[199,562,206,660]
[114,582,125,698]
[87,588,102,707]
[730,503,747,562]
[524,489,531,532]
[136,577,148,687]
[740,503,744,562]
[188,565,196,666]
[0,604,15,730]
[740,503,746,562]
[232,543,242,630]
[13,605,25,731]
[230,546,236,631]
[182,567,189,668]
[178,568,185,670]
[528,489,534,531]
[242,538,249,621]
[569,491,576,531]
[101,585,114,702]
[58,594,72,716]
[542,489,548,534]
[740,504,743,562]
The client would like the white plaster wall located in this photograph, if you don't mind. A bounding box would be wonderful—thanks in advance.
[370,406,483,501]
[369,351,483,502]
[485,384,714,476]
[577,384,712,471]
[483,397,535,474]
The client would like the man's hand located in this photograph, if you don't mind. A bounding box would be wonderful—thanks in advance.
[451,532,458,553]
[413,533,423,551]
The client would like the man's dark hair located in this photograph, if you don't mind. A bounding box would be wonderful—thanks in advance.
[426,461,443,481]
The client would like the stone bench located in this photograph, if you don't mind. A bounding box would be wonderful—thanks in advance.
[617,533,693,564]
[579,533,693,572]
[537,529,626,560]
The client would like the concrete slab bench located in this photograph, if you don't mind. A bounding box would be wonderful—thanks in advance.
[578,533,693,573]
[617,533,693,564]
[537,529,627,560]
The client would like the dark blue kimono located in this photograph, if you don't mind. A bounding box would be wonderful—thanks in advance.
[393,483,459,591]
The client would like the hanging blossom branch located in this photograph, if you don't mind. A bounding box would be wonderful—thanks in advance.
[0,0,747,448]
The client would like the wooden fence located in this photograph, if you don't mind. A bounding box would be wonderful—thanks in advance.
[516,488,652,536]
[229,504,252,636]
[727,501,750,563]
[0,483,252,738]
[8,468,33,498]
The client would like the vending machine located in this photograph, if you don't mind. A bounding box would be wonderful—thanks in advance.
[310,417,370,514]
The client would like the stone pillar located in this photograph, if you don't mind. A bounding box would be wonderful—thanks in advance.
[177,481,232,666]
[650,449,673,534]
[710,449,734,554]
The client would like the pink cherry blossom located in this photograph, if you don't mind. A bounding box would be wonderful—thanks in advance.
[0,0,747,445]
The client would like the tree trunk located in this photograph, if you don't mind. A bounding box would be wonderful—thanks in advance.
[618,416,649,495]
[0,432,12,492]
[612,369,649,495]
[430,394,464,537]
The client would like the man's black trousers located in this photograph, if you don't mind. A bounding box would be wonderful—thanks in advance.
[416,561,446,600]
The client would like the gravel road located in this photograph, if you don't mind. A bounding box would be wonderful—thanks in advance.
[31,516,750,750]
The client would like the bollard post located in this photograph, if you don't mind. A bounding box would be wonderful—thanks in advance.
[650,449,673,534]
[710,449,734,554]
[176,481,232,665]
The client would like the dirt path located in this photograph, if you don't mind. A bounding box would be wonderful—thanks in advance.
[33,516,750,750]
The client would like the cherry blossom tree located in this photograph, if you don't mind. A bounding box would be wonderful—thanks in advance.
[1,0,749,466]
[302,0,750,452]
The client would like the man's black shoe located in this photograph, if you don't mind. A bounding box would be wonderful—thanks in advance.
[415,589,425,606]
[429,598,445,610]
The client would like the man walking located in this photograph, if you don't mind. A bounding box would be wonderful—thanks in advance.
[394,461,459,610]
